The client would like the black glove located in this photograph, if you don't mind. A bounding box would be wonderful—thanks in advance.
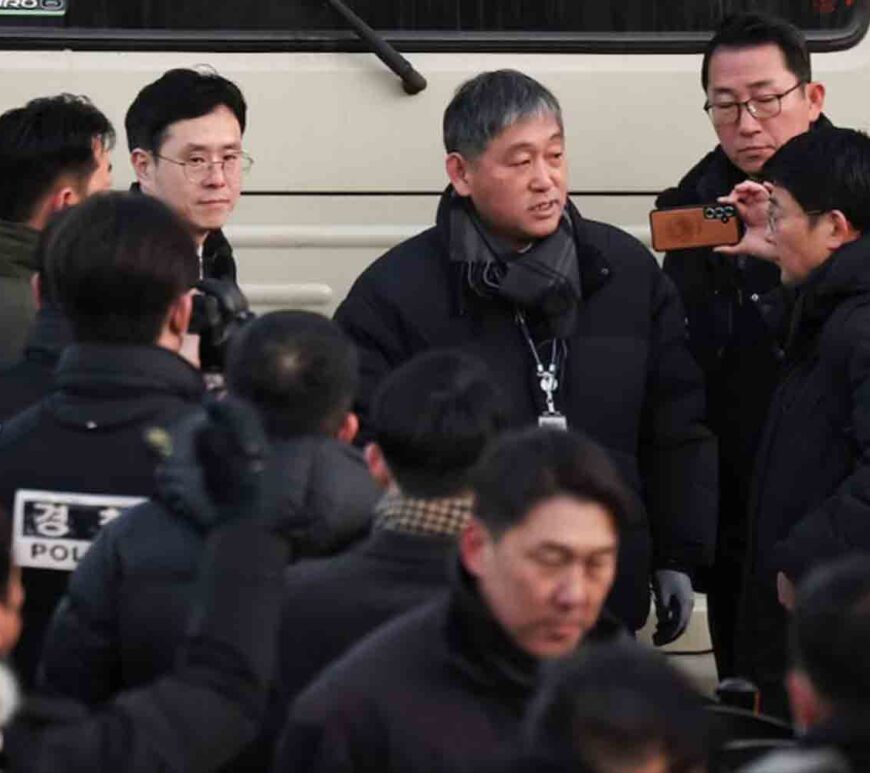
[197,396,268,522]
[652,569,695,646]
[148,396,267,530]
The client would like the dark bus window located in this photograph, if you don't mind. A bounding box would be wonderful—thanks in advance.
[0,0,864,49]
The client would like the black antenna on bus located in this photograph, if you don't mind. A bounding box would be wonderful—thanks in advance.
[326,0,427,95]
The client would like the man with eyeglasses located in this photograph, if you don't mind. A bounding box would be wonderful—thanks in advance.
[126,68,251,282]
[656,13,828,686]
[726,127,870,719]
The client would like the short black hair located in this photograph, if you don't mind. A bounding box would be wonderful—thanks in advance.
[0,94,114,223]
[701,13,811,92]
[225,310,358,439]
[472,428,635,538]
[43,192,198,345]
[371,350,509,498]
[444,69,562,160]
[125,68,247,154]
[523,642,710,773]
[791,555,870,713]
[763,127,870,233]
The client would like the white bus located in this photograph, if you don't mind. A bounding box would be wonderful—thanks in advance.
[0,0,865,319]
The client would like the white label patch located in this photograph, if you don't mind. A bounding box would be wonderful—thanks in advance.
[12,489,146,571]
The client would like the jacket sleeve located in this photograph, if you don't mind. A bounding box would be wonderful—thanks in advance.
[9,522,289,773]
[775,323,870,581]
[37,520,124,704]
[333,280,410,442]
[638,268,719,571]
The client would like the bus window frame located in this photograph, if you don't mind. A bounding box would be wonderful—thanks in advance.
[0,2,866,54]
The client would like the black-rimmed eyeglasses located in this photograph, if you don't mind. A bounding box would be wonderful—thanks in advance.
[704,82,805,127]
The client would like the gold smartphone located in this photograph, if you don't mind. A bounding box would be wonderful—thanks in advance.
[649,204,742,252]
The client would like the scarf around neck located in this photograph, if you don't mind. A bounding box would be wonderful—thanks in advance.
[448,194,582,339]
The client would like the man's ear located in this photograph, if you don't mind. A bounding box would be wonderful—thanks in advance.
[26,184,78,229]
[164,291,194,344]
[806,81,826,124]
[364,442,393,489]
[786,669,827,732]
[336,412,359,445]
[459,516,491,578]
[446,152,474,197]
[131,148,154,190]
[827,210,861,250]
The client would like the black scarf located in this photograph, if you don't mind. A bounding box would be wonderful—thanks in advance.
[448,194,582,339]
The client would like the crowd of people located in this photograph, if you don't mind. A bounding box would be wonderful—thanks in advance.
[0,9,868,772]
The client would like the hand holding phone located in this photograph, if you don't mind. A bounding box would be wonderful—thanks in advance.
[715,180,777,262]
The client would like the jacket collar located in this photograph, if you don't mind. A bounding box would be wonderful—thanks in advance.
[445,560,540,701]
[362,527,458,563]
[0,220,39,280]
[54,343,203,399]
[434,186,612,312]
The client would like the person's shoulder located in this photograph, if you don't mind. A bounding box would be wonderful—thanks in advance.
[283,547,370,601]
[269,437,377,556]
[656,147,734,208]
[579,217,658,273]
[345,226,445,296]
[293,595,447,713]
[94,497,202,572]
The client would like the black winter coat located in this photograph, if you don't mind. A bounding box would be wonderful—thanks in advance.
[335,192,717,630]
[278,529,456,709]
[0,305,71,423]
[273,564,623,773]
[0,344,203,688]
[657,148,782,567]
[737,234,870,687]
[38,428,379,708]
[5,521,290,773]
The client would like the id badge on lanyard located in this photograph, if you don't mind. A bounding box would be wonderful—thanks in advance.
[515,311,568,431]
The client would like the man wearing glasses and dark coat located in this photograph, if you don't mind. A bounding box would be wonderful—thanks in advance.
[126,67,252,284]
[656,12,828,685]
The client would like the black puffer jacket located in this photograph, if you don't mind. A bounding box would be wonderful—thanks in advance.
[5,518,291,773]
[0,305,72,423]
[335,191,717,630]
[737,234,870,693]
[658,148,782,570]
[38,411,379,708]
[0,344,204,689]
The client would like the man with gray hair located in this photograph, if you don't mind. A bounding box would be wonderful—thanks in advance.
[336,69,717,640]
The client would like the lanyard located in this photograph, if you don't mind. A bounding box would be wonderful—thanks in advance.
[515,310,563,416]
